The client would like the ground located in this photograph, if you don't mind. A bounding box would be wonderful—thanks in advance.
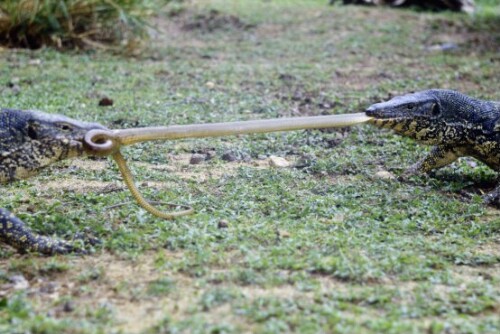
[0,0,499,333]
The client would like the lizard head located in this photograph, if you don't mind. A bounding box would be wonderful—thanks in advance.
[0,109,107,182]
[365,90,474,145]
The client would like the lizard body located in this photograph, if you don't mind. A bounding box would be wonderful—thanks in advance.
[1,108,106,254]
[365,89,500,203]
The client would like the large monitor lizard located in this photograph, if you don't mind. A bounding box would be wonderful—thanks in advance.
[366,89,500,204]
[1,108,107,254]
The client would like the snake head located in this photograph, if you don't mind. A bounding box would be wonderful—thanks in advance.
[0,108,107,182]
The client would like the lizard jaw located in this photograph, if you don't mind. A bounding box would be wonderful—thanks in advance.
[368,117,409,130]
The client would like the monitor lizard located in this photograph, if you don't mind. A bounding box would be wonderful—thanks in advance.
[1,108,107,254]
[366,89,500,204]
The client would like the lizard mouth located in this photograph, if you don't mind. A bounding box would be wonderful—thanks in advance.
[365,105,412,126]
[367,116,409,129]
[61,139,87,158]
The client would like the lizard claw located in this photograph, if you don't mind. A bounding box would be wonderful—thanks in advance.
[1,208,100,255]
[51,242,85,255]
[72,228,102,247]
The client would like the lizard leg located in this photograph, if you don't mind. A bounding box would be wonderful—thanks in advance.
[0,208,82,255]
[403,145,461,176]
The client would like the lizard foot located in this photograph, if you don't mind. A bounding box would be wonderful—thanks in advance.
[72,227,101,247]
[1,208,91,255]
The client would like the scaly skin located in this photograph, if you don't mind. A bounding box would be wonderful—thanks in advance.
[365,89,500,204]
[1,109,107,254]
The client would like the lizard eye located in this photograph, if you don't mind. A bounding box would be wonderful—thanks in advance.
[431,103,440,116]
[57,123,73,131]
[406,103,415,110]
[27,124,38,140]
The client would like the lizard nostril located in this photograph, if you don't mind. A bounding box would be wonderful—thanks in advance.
[365,106,376,116]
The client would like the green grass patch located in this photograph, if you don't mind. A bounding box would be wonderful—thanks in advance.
[0,0,499,333]
[0,0,166,49]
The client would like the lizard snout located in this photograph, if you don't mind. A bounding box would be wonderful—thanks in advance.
[365,105,378,117]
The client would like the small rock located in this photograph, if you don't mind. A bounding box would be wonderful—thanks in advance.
[9,275,29,290]
[205,81,215,89]
[63,301,75,313]
[333,213,345,223]
[10,85,21,95]
[98,97,114,107]
[426,42,458,52]
[91,75,103,85]
[269,156,290,168]
[241,152,252,162]
[190,153,206,165]
[221,151,238,162]
[278,73,296,82]
[278,230,291,238]
[205,150,217,160]
[218,220,229,229]
[40,282,57,294]
[28,59,42,66]
[375,170,396,180]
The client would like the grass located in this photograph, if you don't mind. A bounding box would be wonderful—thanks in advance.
[0,0,163,49]
[0,0,499,333]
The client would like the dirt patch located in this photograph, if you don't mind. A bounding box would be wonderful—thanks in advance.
[0,252,198,333]
[474,241,500,258]
[452,264,500,284]
[68,159,108,171]
[275,84,342,117]
[136,153,291,181]
[424,17,500,54]
[0,254,341,333]
[36,179,121,194]
[26,154,282,196]
[181,9,256,33]
[1,249,498,332]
